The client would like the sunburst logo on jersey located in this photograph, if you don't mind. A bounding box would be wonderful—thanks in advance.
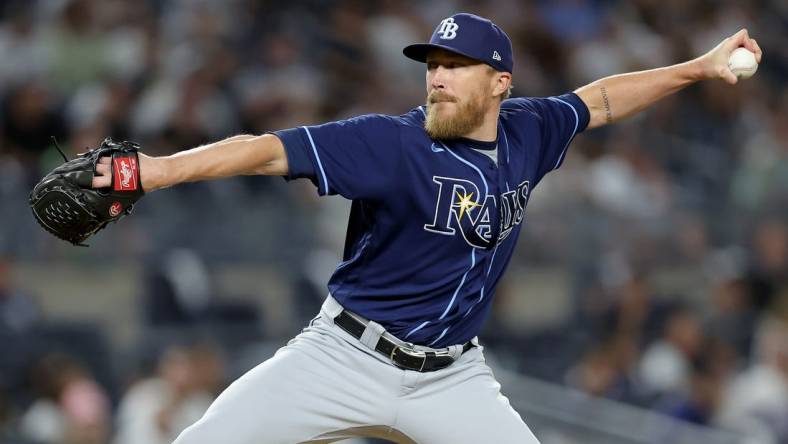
[453,191,480,221]
[425,176,531,249]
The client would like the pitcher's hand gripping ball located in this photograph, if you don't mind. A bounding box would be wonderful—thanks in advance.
[30,138,144,246]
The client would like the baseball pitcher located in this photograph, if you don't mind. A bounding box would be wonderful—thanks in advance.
[50,12,760,444]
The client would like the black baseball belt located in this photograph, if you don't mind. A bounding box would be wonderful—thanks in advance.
[333,310,474,372]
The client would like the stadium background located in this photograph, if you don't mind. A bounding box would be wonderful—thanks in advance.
[0,0,786,443]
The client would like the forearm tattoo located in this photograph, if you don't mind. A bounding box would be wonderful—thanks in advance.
[600,86,612,123]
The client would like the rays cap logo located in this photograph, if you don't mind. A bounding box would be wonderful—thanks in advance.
[403,13,513,73]
[436,17,459,40]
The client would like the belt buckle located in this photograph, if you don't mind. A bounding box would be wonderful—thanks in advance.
[390,345,427,372]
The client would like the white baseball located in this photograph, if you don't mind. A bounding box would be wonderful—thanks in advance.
[728,47,758,79]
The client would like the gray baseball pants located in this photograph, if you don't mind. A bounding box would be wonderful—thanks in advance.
[173,296,540,443]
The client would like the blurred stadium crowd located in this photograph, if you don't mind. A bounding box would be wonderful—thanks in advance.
[0,0,786,443]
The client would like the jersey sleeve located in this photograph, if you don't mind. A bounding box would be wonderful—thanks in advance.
[502,92,590,179]
[270,114,402,200]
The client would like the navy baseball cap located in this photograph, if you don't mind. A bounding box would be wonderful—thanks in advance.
[403,13,513,73]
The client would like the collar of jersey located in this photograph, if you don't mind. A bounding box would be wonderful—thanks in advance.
[451,137,497,151]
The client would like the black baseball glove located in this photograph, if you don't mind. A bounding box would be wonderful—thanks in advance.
[29,138,145,246]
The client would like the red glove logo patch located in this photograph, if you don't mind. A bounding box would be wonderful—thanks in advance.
[113,157,138,191]
[109,202,122,217]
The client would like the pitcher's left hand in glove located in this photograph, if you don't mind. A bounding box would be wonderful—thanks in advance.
[30,138,145,246]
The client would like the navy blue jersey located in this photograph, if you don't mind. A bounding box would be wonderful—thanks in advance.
[273,93,589,347]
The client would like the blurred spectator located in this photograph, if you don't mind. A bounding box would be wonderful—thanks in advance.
[1,81,68,172]
[731,93,788,213]
[43,0,110,94]
[0,3,48,86]
[141,249,213,326]
[565,333,640,403]
[717,310,788,443]
[596,273,670,347]
[662,356,726,427]
[586,126,671,221]
[316,1,374,118]
[750,218,788,300]
[19,353,110,444]
[113,342,224,444]
[538,0,607,45]
[637,306,704,399]
[707,274,758,361]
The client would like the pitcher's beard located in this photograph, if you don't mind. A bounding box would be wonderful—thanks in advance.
[424,94,487,140]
